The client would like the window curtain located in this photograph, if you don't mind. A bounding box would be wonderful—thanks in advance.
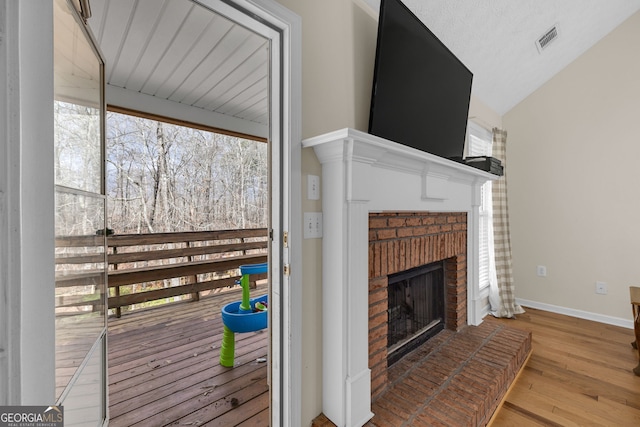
[489,128,524,318]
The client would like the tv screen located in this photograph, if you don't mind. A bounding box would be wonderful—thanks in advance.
[368,0,473,160]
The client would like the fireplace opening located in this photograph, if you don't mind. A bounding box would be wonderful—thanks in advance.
[387,261,445,366]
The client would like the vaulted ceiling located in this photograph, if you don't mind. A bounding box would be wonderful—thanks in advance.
[368,0,640,115]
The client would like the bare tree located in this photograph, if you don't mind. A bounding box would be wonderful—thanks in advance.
[106,112,267,234]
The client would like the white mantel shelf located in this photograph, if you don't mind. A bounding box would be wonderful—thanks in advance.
[302,128,498,427]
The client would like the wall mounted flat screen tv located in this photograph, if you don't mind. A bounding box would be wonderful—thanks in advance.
[368,0,473,160]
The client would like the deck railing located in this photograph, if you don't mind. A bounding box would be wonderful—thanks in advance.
[108,228,268,317]
[55,228,269,318]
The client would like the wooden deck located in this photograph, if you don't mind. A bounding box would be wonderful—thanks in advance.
[108,284,270,426]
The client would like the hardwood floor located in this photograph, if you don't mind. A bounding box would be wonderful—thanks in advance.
[490,307,640,426]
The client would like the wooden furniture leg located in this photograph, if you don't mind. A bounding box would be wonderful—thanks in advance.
[630,287,640,375]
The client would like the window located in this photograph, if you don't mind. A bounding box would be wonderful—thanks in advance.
[467,122,494,290]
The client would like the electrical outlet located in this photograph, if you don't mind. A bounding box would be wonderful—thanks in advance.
[536,265,547,277]
[303,212,323,239]
[595,281,607,295]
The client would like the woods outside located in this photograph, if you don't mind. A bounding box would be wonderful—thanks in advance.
[104,111,269,309]
[54,104,269,314]
[106,111,268,234]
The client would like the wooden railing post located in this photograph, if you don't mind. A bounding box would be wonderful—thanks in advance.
[186,240,199,302]
[242,236,257,290]
[112,245,122,318]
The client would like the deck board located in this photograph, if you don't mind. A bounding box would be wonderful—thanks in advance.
[108,285,269,426]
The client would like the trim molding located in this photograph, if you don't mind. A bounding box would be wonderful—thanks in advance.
[516,298,633,329]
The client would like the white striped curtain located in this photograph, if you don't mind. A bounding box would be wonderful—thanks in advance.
[490,128,524,318]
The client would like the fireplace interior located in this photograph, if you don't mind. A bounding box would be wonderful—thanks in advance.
[387,261,445,366]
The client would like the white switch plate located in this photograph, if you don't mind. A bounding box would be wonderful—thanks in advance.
[308,175,320,200]
[304,212,323,238]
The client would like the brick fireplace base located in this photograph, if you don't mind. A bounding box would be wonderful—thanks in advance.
[312,318,532,427]
[369,212,468,398]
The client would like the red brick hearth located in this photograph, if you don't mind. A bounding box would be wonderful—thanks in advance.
[365,318,531,426]
[369,211,468,398]
[312,317,532,427]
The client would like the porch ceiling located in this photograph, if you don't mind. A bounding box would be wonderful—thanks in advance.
[87,0,269,138]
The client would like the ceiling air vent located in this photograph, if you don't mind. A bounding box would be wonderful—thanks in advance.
[536,25,559,53]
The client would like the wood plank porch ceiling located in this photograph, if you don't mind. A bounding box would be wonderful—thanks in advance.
[88,0,269,127]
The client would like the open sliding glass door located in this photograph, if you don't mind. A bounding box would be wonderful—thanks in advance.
[53,0,108,424]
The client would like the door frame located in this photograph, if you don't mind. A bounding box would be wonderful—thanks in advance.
[1,0,57,405]
[200,1,301,424]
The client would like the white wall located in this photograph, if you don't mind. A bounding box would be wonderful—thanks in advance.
[504,11,640,325]
[274,1,379,423]
[469,95,502,130]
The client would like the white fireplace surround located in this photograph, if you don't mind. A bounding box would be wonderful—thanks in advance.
[302,128,498,427]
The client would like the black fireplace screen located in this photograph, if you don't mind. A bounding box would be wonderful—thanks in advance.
[387,261,445,366]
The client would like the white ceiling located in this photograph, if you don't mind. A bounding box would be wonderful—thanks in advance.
[87,0,269,137]
[367,0,640,115]
[88,0,640,135]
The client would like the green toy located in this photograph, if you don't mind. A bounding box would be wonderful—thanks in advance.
[219,263,268,367]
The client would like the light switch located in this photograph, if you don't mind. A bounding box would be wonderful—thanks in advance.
[304,212,323,238]
[308,175,320,200]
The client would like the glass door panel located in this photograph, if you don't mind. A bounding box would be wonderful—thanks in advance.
[54,191,106,396]
[53,0,107,422]
[53,0,101,193]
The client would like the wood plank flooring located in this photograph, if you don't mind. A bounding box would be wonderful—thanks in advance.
[108,285,269,426]
[490,307,640,426]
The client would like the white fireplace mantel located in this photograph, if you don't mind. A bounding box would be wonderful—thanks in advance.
[302,128,498,427]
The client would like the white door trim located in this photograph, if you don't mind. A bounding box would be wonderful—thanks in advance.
[195,1,302,425]
[0,0,56,405]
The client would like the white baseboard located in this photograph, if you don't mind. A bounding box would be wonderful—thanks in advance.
[516,298,633,330]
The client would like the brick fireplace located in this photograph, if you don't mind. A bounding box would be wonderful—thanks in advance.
[369,211,468,399]
[303,129,498,427]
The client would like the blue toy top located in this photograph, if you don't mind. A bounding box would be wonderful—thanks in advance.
[239,262,268,276]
